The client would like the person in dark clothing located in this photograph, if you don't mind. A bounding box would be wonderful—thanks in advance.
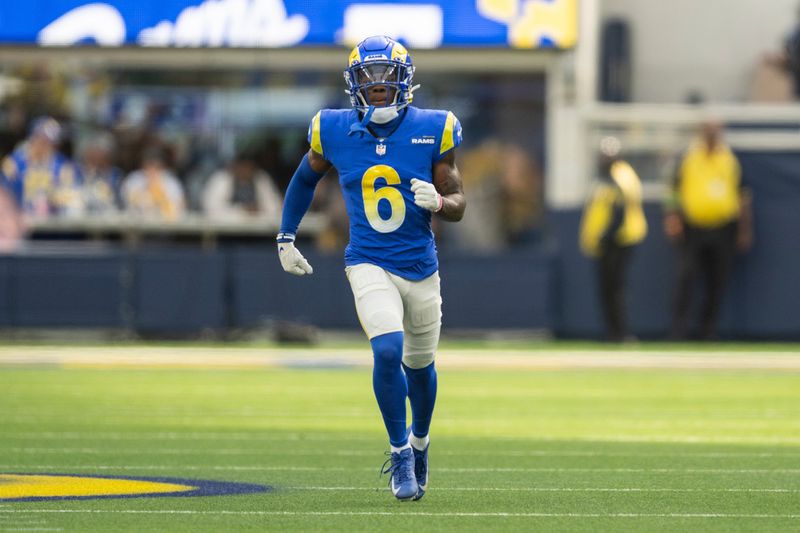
[580,137,648,342]
[763,3,800,98]
[784,5,800,98]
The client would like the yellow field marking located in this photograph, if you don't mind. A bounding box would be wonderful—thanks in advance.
[0,474,194,500]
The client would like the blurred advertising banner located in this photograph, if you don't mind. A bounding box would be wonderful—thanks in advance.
[0,0,577,49]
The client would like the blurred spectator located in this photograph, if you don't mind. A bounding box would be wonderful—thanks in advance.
[122,146,185,220]
[0,184,25,252]
[78,133,123,214]
[184,136,223,212]
[664,121,753,340]
[443,140,504,251]
[761,3,800,99]
[311,168,349,253]
[580,137,648,342]
[441,139,541,252]
[0,104,28,159]
[0,116,83,217]
[10,64,70,122]
[500,144,542,244]
[782,3,800,98]
[202,152,282,222]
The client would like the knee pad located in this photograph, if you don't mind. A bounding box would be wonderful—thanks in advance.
[402,324,438,369]
[402,351,435,369]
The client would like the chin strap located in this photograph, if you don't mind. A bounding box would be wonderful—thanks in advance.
[348,106,376,136]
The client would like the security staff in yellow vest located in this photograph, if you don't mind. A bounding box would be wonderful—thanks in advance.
[580,137,648,342]
[664,120,753,340]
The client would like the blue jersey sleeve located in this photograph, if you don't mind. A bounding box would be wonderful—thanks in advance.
[435,111,462,161]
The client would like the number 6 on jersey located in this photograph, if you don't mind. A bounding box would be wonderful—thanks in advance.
[362,164,406,233]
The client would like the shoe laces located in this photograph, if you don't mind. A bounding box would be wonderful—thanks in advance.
[380,450,414,486]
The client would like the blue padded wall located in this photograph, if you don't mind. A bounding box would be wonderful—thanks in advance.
[9,251,126,327]
[133,249,226,332]
[229,248,358,329]
[0,257,12,326]
[439,247,554,330]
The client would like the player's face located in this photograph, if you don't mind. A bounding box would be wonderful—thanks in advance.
[356,64,398,107]
[29,135,55,158]
[365,85,396,107]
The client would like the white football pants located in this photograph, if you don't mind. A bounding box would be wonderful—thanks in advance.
[345,263,442,369]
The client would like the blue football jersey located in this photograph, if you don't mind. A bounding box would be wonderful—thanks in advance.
[1,148,80,215]
[309,106,462,280]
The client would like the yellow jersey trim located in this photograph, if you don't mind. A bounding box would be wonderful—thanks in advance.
[310,111,323,157]
[439,112,456,155]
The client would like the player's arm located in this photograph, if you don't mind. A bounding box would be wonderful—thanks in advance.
[281,150,332,228]
[410,150,466,222]
[431,150,465,222]
[276,148,332,276]
[307,148,333,174]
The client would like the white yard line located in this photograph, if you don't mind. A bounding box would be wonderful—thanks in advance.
[283,486,800,493]
[1,346,800,370]
[4,431,800,445]
[6,447,800,459]
[5,431,800,447]
[0,510,797,519]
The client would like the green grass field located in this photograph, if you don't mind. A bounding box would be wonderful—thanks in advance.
[1,342,799,532]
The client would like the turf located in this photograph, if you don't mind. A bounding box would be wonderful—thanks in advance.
[1,345,799,532]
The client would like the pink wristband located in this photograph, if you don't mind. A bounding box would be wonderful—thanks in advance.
[435,194,444,212]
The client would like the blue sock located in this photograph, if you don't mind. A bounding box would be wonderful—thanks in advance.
[370,332,408,447]
[403,361,437,438]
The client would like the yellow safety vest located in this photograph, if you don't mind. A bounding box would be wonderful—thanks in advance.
[678,143,741,228]
[580,161,648,257]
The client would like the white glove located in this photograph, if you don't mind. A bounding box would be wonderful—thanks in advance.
[277,238,313,276]
[410,178,443,212]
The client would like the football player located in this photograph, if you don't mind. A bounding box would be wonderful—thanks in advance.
[277,35,465,501]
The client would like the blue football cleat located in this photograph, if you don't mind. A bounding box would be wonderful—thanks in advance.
[381,448,418,501]
[407,427,429,501]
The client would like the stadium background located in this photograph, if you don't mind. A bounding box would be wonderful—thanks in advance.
[0,0,798,340]
[2,0,799,341]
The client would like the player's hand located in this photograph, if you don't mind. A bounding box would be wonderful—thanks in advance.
[277,240,313,276]
[410,178,443,212]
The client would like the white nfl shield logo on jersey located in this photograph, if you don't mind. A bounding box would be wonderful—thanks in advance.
[376,143,386,156]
